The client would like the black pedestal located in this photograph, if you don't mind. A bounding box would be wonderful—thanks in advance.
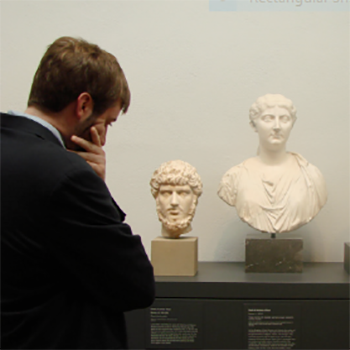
[344,242,350,274]
[245,237,303,273]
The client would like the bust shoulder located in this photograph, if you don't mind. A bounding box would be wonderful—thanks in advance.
[217,160,250,206]
[291,152,327,205]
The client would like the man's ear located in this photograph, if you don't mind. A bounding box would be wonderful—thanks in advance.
[249,120,257,132]
[76,92,94,120]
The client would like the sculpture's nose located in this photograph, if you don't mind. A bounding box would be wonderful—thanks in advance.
[170,192,179,206]
[273,117,281,130]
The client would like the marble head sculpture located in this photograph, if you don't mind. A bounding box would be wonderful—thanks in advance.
[150,160,203,238]
[218,94,327,234]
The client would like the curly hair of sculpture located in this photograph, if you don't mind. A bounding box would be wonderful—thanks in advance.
[150,160,203,238]
[218,93,327,234]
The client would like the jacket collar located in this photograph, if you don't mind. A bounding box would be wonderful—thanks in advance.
[1,112,65,148]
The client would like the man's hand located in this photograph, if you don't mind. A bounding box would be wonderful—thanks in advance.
[70,127,106,181]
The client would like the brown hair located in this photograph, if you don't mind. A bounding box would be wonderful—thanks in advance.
[28,37,130,115]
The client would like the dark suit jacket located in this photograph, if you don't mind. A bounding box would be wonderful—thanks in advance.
[0,113,155,349]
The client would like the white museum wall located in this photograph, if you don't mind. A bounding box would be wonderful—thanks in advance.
[1,0,349,262]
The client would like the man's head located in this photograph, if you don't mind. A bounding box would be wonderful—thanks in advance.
[150,160,203,238]
[28,37,130,116]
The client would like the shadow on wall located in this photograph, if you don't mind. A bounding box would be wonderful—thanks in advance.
[298,222,328,263]
[214,217,253,262]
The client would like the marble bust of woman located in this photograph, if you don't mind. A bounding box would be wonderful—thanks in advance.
[218,94,327,234]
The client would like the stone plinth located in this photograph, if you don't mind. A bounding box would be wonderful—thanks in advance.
[151,236,198,276]
[245,237,303,273]
[344,242,350,274]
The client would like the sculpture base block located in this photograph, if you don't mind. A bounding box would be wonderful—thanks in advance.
[245,236,303,273]
[151,236,198,276]
[344,242,350,274]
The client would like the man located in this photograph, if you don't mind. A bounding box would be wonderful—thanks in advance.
[1,37,155,349]
[150,160,203,238]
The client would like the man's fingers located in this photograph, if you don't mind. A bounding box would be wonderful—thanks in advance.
[71,135,102,154]
[70,150,103,162]
[90,127,101,147]
[70,150,90,161]
[69,132,106,181]
[71,135,91,150]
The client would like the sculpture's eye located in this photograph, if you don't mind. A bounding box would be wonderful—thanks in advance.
[160,191,172,198]
[178,190,190,197]
[280,115,291,123]
[261,115,274,122]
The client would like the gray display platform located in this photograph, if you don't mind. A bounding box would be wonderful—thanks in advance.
[126,262,350,350]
